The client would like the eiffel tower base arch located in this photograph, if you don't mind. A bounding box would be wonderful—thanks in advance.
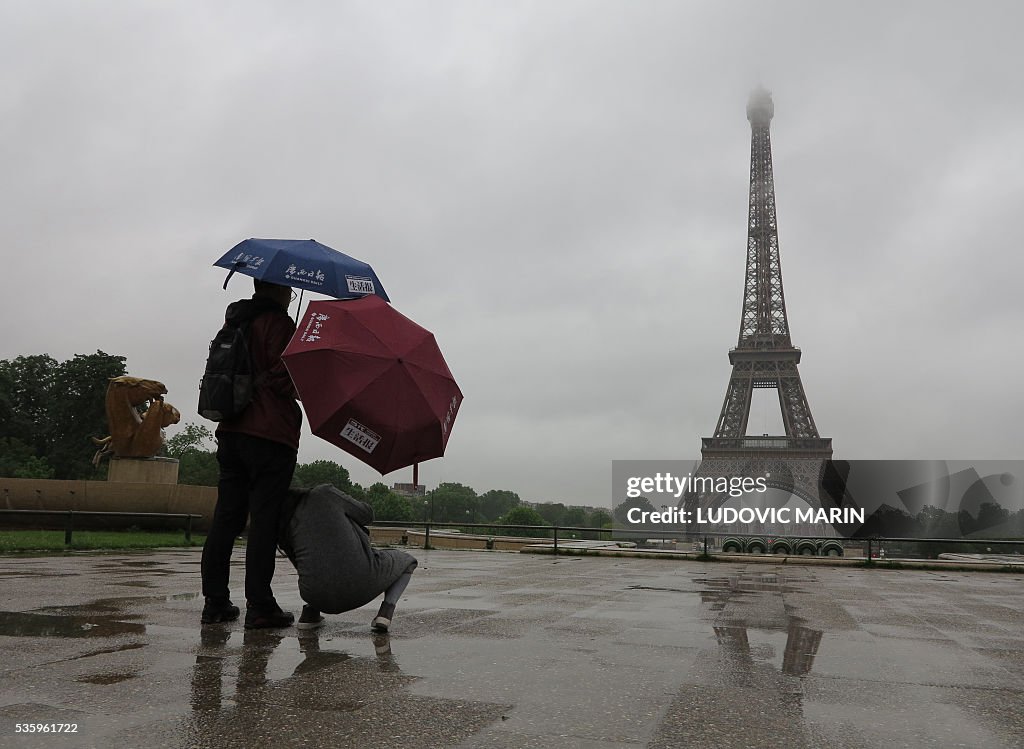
[681,439,839,536]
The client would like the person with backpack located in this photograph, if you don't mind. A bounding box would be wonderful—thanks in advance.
[199,279,303,629]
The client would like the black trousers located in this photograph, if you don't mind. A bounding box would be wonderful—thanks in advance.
[201,431,296,608]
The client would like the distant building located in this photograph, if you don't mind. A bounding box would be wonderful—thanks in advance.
[392,482,427,498]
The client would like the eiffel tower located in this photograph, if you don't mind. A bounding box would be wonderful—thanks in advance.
[686,88,833,517]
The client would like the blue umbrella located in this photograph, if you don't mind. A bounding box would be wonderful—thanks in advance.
[214,238,389,302]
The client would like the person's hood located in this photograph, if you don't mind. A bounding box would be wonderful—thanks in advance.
[224,295,285,326]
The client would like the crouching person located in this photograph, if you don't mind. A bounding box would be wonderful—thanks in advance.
[279,484,417,632]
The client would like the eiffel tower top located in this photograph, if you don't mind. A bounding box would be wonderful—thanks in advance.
[737,86,791,350]
[746,87,774,126]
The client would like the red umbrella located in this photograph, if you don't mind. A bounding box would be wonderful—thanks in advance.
[281,296,463,474]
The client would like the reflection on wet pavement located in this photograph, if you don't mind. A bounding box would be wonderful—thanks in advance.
[182,620,503,747]
[76,671,137,685]
[700,570,824,677]
[0,552,1022,748]
[0,610,145,638]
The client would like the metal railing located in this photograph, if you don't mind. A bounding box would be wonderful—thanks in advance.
[373,520,621,554]
[859,535,1024,563]
[0,509,203,545]
[701,436,833,452]
[371,520,1024,564]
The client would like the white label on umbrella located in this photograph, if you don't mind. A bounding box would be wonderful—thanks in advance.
[340,419,381,453]
[345,276,376,295]
[231,252,266,268]
[285,264,327,286]
[441,395,459,437]
[299,313,330,343]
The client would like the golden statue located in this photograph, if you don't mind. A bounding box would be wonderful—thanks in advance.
[92,376,181,465]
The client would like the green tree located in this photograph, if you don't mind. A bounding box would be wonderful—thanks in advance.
[346,482,367,501]
[165,423,215,454]
[164,423,218,486]
[366,482,393,502]
[562,507,588,528]
[588,509,613,529]
[48,351,128,479]
[0,438,55,478]
[856,504,919,538]
[359,482,414,521]
[535,502,567,526]
[430,482,479,522]
[0,354,58,454]
[1006,508,1024,536]
[975,501,1010,534]
[0,351,126,479]
[916,505,959,538]
[292,459,354,492]
[478,489,520,521]
[500,505,550,537]
[0,368,14,435]
[178,452,219,486]
[613,497,657,526]
[369,491,415,522]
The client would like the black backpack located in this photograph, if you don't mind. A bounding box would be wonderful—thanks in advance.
[198,319,255,422]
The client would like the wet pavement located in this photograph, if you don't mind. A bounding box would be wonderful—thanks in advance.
[1,550,1023,748]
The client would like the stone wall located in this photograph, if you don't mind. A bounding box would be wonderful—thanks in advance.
[0,477,217,532]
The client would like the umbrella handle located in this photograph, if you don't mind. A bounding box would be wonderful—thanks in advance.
[222,266,238,290]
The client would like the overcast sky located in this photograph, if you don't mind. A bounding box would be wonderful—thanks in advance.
[2,1,1022,508]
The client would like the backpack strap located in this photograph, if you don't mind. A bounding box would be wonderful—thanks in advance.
[227,300,281,388]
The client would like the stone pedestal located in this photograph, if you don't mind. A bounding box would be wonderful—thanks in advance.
[108,456,180,484]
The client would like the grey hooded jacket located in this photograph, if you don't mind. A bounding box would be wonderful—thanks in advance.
[279,484,417,614]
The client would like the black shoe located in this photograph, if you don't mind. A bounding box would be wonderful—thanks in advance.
[297,605,324,630]
[201,598,240,624]
[371,602,396,633]
[244,604,295,630]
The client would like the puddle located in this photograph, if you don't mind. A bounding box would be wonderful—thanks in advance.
[36,596,162,618]
[116,560,168,567]
[195,629,385,686]
[0,611,145,638]
[700,575,803,594]
[0,571,67,578]
[97,561,176,576]
[694,574,825,677]
[76,671,138,685]
[108,580,157,588]
[713,622,823,676]
[700,591,732,610]
[166,592,201,601]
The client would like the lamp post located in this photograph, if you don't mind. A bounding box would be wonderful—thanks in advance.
[423,490,435,523]
[422,492,435,551]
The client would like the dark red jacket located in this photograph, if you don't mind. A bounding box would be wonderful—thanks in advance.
[215,297,302,451]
